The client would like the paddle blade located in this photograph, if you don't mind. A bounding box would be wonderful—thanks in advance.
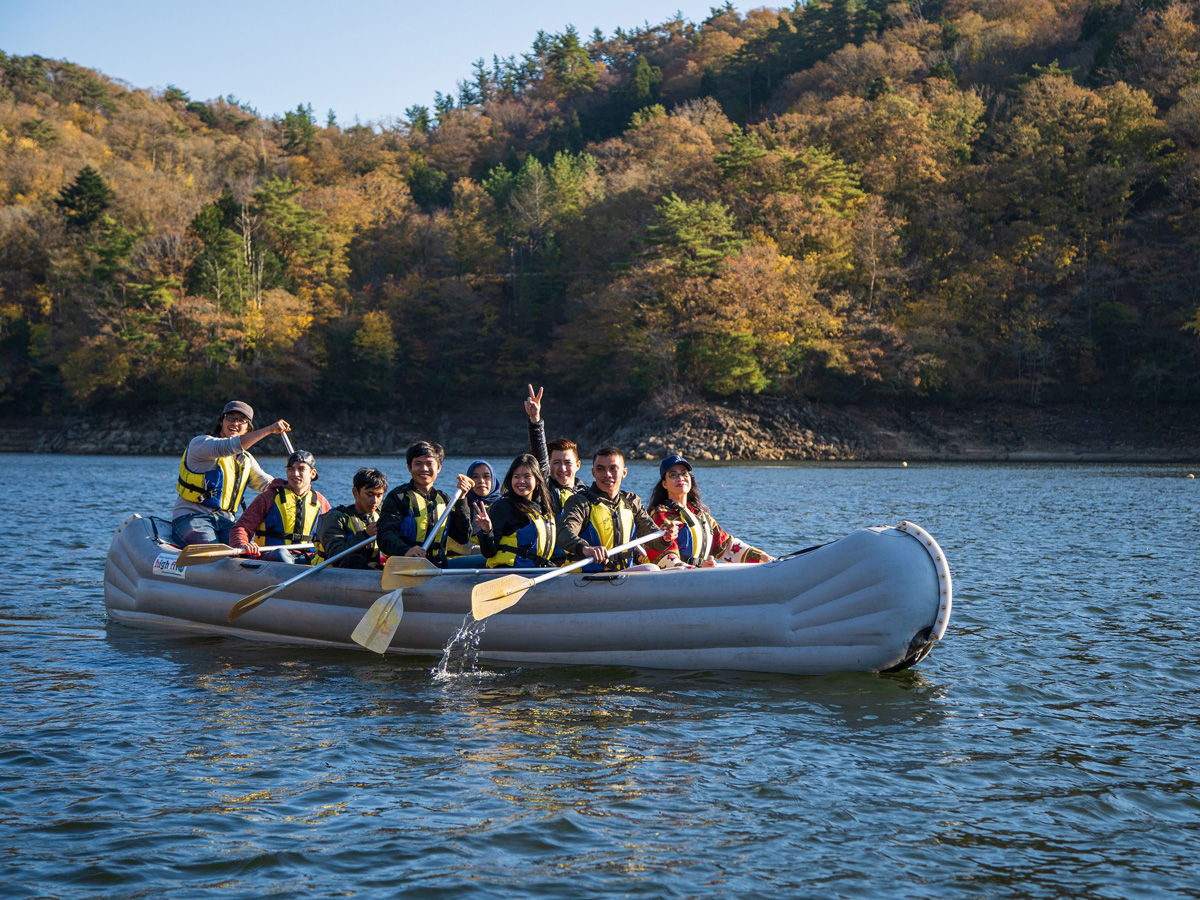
[471,574,533,620]
[227,585,279,621]
[351,589,404,654]
[176,543,239,567]
[380,555,441,589]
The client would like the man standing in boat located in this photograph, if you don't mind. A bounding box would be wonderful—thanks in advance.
[376,441,475,567]
[556,447,677,571]
[229,449,331,563]
[172,400,292,547]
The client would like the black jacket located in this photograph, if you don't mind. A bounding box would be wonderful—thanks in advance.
[377,480,470,564]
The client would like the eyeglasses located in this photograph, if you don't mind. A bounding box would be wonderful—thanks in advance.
[665,470,691,481]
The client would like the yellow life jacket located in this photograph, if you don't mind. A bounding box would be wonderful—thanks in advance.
[488,510,556,568]
[176,450,250,513]
[580,492,636,569]
[255,488,323,546]
[406,488,448,547]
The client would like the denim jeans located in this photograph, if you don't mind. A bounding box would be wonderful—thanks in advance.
[172,512,234,547]
[443,554,486,569]
[260,548,301,564]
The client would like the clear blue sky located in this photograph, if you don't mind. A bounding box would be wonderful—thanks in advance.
[1,0,732,125]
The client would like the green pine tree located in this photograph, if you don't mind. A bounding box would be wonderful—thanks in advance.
[55,165,114,230]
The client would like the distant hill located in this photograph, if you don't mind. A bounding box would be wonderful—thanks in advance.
[1,0,1198,421]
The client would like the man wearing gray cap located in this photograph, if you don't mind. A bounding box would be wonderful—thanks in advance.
[172,400,292,547]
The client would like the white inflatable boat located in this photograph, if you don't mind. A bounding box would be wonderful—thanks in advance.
[103,513,952,675]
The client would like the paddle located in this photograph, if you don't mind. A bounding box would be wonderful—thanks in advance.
[349,488,465,652]
[470,529,665,620]
[350,589,404,653]
[227,533,377,621]
[379,554,442,587]
[177,541,314,567]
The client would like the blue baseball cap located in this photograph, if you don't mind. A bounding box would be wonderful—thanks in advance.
[659,454,693,479]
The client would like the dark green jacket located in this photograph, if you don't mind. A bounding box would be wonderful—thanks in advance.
[316,504,379,568]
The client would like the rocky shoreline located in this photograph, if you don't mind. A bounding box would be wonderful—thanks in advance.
[1,397,1198,463]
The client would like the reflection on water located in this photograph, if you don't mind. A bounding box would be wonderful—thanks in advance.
[3,456,1200,898]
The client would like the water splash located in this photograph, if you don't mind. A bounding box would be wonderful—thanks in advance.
[431,614,489,679]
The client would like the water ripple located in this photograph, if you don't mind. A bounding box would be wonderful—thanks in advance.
[3,458,1200,898]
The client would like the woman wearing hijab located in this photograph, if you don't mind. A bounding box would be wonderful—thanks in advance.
[445,459,500,559]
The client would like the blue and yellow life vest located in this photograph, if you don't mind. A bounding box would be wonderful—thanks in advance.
[662,501,714,566]
[488,510,556,569]
[255,488,323,547]
[176,450,251,513]
[396,488,449,549]
[577,490,637,571]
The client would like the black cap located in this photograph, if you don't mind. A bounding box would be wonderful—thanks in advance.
[286,450,318,480]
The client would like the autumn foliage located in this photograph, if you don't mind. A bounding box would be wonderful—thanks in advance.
[1,0,1199,416]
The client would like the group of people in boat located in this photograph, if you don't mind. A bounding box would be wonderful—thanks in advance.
[172,388,773,573]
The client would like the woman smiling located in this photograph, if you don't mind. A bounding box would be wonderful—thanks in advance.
[473,453,558,569]
[645,455,773,569]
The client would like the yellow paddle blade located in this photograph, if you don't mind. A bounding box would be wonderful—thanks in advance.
[350,589,404,654]
[176,543,238,566]
[380,555,442,589]
[471,574,534,620]
[227,585,279,621]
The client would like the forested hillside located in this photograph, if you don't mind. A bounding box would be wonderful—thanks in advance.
[2,0,1198,419]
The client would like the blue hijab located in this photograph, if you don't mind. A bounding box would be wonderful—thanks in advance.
[467,459,501,504]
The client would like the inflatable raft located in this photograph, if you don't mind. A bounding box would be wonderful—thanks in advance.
[103,513,952,676]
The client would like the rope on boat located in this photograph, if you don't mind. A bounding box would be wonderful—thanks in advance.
[774,541,831,561]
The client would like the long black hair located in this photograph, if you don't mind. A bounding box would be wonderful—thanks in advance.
[501,453,552,517]
[648,470,709,515]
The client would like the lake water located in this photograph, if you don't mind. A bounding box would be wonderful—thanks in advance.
[3,453,1199,899]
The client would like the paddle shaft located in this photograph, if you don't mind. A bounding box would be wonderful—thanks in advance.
[506,530,665,596]
[281,431,295,455]
[251,541,313,553]
[420,488,465,552]
[535,530,665,585]
[279,533,375,581]
[177,541,313,565]
[227,532,377,620]
[469,529,667,619]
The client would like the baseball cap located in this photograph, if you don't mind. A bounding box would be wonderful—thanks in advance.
[221,400,254,420]
[287,449,318,480]
[659,454,693,479]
